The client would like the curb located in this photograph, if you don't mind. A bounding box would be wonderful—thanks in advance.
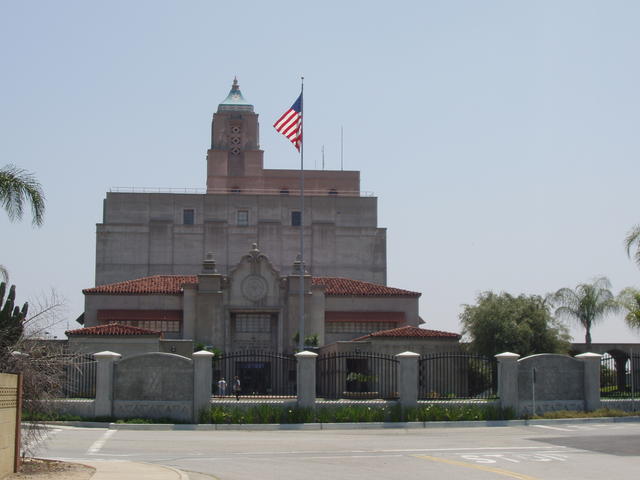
[38,415,640,431]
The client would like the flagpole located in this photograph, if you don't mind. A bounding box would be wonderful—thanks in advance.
[298,76,305,352]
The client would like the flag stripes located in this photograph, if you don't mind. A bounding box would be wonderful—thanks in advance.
[274,94,302,151]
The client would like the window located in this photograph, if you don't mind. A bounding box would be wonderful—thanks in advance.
[183,209,195,225]
[291,211,301,226]
[235,314,271,333]
[237,210,249,226]
[328,189,338,195]
[280,188,289,195]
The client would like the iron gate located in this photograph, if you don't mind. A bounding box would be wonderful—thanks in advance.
[418,353,497,400]
[212,350,296,398]
[316,351,398,399]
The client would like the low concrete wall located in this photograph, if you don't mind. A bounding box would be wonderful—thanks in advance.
[113,353,194,422]
[0,373,19,477]
[601,399,640,413]
[496,352,601,415]
[49,399,95,418]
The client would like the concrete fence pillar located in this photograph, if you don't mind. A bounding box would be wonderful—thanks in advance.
[295,351,317,408]
[193,350,215,423]
[93,351,121,418]
[576,352,602,412]
[495,352,520,413]
[396,351,420,409]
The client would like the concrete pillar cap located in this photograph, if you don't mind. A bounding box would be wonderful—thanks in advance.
[295,350,318,358]
[193,350,215,358]
[93,351,122,360]
[396,351,420,358]
[495,352,521,359]
[575,352,602,359]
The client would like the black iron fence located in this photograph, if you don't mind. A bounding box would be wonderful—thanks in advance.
[601,353,640,398]
[212,350,297,398]
[418,353,497,400]
[62,354,97,398]
[316,351,398,400]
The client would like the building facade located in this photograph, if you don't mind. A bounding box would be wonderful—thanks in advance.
[96,79,386,287]
[76,79,459,355]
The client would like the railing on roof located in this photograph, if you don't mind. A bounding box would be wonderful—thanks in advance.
[109,187,374,197]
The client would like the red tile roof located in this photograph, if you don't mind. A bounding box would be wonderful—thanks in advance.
[325,311,405,323]
[312,277,420,297]
[65,323,162,336]
[83,276,197,295]
[83,275,420,297]
[352,325,461,341]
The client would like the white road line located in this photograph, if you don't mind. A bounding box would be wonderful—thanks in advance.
[531,425,573,432]
[87,430,116,454]
[306,454,404,459]
[231,446,566,456]
[380,446,567,453]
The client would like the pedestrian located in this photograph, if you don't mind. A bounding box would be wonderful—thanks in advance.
[233,376,241,401]
[217,377,227,397]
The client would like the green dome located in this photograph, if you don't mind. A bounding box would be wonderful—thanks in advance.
[218,77,253,112]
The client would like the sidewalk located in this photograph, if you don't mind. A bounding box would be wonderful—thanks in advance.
[83,460,214,480]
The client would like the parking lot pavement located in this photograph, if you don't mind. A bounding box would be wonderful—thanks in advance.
[34,421,640,480]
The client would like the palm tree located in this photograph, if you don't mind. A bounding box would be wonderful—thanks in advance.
[625,225,640,269]
[1,164,45,282]
[618,287,640,331]
[0,164,45,227]
[551,277,619,349]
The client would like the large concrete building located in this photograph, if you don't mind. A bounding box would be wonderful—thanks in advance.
[96,78,386,287]
[78,79,458,355]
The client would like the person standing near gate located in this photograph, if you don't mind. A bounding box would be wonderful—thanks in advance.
[217,377,227,397]
[233,376,241,401]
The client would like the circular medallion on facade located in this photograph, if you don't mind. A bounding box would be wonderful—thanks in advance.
[230,147,241,155]
[241,275,268,302]
[231,136,241,145]
[231,126,241,134]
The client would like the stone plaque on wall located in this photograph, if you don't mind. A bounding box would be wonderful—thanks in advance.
[114,353,193,401]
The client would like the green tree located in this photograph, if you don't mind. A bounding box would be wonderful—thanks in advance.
[460,291,570,357]
[550,276,619,349]
[617,287,640,332]
[625,224,640,269]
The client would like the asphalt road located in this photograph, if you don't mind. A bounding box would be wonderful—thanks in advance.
[35,421,640,480]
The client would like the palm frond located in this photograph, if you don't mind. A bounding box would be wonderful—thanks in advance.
[0,164,45,226]
[624,224,640,268]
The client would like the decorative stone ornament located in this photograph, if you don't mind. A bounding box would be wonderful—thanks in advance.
[241,274,268,302]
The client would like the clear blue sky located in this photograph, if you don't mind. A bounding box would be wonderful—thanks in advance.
[1,1,639,343]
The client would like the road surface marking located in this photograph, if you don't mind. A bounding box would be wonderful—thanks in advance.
[532,425,573,431]
[230,446,565,456]
[414,455,540,480]
[87,430,116,454]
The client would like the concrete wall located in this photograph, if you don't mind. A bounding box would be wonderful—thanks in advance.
[496,353,601,415]
[96,192,386,286]
[0,373,19,477]
[83,294,182,328]
[113,353,194,422]
[68,336,160,358]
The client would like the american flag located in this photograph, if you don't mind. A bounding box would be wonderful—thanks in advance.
[274,94,302,151]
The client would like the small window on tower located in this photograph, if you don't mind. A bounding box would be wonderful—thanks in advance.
[183,209,195,225]
[237,210,249,226]
[291,211,301,227]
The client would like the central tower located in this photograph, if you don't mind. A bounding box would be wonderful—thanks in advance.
[206,78,265,192]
